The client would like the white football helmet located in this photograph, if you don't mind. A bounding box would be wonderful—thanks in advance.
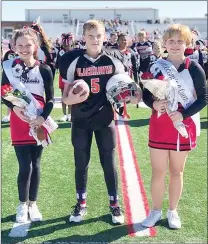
[106,73,141,110]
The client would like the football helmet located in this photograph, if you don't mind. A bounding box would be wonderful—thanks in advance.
[106,73,141,110]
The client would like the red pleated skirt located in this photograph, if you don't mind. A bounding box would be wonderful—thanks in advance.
[59,75,65,90]
[10,94,45,146]
[149,104,197,151]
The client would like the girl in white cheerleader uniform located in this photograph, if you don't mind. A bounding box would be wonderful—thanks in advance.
[1,27,54,223]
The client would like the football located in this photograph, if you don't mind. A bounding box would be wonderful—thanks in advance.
[35,127,46,141]
[67,79,90,96]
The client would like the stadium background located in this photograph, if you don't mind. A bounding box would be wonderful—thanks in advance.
[2,7,207,48]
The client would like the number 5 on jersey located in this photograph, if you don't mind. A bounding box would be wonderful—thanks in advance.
[91,78,100,93]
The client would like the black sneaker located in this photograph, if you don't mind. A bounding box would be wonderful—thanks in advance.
[110,206,124,224]
[69,203,87,223]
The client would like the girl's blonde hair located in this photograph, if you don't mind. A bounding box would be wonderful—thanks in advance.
[163,24,192,46]
[83,20,105,35]
[12,27,40,59]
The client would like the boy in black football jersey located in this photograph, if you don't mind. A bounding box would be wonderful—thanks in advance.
[105,32,119,49]
[60,20,125,224]
[131,31,152,74]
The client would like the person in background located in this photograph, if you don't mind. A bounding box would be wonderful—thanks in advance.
[131,31,152,74]
[31,22,56,79]
[105,32,118,49]
[184,28,204,68]
[2,40,18,123]
[149,40,162,65]
[116,33,139,115]
[55,34,72,122]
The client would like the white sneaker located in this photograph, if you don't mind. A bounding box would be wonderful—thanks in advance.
[110,206,124,224]
[16,203,29,223]
[69,203,87,223]
[142,210,162,227]
[67,114,71,122]
[167,209,181,229]
[59,115,68,122]
[2,115,10,123]
[28,204,42,222]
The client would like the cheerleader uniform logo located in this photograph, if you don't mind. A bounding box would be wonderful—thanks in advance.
[12,59,30,82]
[12,63,24,78]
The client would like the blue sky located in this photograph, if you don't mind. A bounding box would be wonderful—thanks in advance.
[2,1,207,21]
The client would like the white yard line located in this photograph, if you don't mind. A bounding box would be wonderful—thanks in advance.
[115,114,156,237]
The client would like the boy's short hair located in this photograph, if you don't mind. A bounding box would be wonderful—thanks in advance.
[138,31,146,37]
[163,24,192,46]
[83,20,105,35]
[118,33,127,41]
[110,32,117,37]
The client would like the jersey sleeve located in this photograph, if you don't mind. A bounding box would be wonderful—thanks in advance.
[39,63,55,120]
[182,61,208,119]
[1,69,15,110]
[59,49,84,83]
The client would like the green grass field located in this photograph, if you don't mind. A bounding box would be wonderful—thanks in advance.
[54,73,62,98]
[1,98,207,243]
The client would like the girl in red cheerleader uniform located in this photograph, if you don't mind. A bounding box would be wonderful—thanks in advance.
[1,27,54,223]
[141,24,207,229]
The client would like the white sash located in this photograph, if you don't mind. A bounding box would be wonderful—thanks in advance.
[156,59,195,109]
[155,59,200,136]
[3,59,58,135]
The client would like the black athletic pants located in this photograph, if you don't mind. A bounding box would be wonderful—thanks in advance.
[71,121,118,204]
[14,145,43,202]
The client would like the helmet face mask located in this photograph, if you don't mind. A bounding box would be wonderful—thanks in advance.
[106,74,140,110]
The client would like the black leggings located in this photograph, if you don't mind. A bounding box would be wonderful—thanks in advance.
[14,145,43,202]
[72,121,118,204]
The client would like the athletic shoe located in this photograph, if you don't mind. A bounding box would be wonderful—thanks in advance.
[2,115,10,123]
[16,203,29,223]
[28,204,42,222]
[67,114,71,122]
[69,203,87,223]
[110,206,124,224]
[167,209,181,229]
[59,115,68,122]
[142,210,162,227]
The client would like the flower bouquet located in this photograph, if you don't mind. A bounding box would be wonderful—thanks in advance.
[1,83,58,147]
[140,72,188,138]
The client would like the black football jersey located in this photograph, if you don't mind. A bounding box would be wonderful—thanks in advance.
[59,49,125,122]
[105,42,119,49]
